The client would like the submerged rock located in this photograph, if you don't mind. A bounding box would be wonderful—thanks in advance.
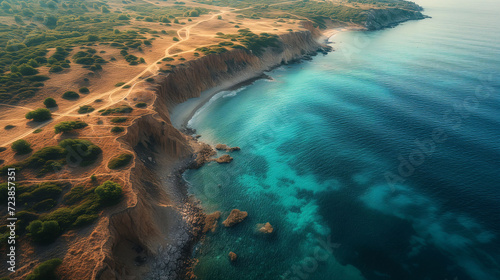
[257,222,274,234]
[203,211,221,233]
[229,251,238,262]
[222,209,248,227]
[215,144,241,152]
[215,154,233,163]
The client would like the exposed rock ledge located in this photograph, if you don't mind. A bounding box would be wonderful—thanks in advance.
[222,209,248,227]
[364,8,429,30]
[215,144,241,152]
[257,222,274,234]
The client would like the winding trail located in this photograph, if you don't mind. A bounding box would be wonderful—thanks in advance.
[0,0,305,148]
[0,11,225,147]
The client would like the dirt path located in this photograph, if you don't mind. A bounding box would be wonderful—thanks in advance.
[0,0,305,147]
[0,10,226,147]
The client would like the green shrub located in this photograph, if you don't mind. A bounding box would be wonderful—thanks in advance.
[54,121,88,134]
[11,139,32,154]
[26,108,52,122]
[4,125,15,130]
[25,258,62,280]
[27,220,60,244]
[49,65,64,73]
[62,91,80,100]
[173,37,179,41]
[78,105,94,114]
[19,65,39,76]
[59,139,102,166]
[33,129,43,134]
[111,117,128,123]
[110,126,125,133]
[95,181,123,204]
[73,214,98,227]
[79,87,90,94]
[135,102,147,108]
[108,153,133,169]
[115,82,125,87]
[101,105,133,115]
[16,211,39,235]
[33,199,57,212]
[43,98,57,108]
[0,147,6,152]
[146,78,154,82]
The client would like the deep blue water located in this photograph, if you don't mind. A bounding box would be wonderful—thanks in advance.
[181,0,500,279]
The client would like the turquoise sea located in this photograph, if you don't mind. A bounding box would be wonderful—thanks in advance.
[181,0,500,279]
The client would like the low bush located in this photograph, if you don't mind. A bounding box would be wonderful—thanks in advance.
[62,91,80,100]
[110,126,125,133]
[111,117,128,123]
[95,181,123,205]
[27,220,60,244]
[25,258,62,280]
[79,87,90,94]
[59,139,102,166]
[11,139,32,154]
[54,121,88,134]
[108,153,133,169]
[100,105,133,116]
[26,108,52,122]
[73,214,98,227]
[135,102,147,108]
[43,98,57,108]
[78,105,94,114]
[32,199,57,212]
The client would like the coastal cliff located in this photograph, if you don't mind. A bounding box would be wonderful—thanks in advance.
[364,8,428,30]
[95,10,429,277]
[95,24,329,280]
[154,29,327,122]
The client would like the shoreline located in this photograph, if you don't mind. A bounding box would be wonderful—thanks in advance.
[166,27,347,279]
[170,27,348,132]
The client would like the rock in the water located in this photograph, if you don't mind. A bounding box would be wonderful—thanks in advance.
[257,222,274,234]
[203,211,221,233]
[215,154,233,163]
[215,144,241,152]
[223,209,248,227]
[229,251,238,262]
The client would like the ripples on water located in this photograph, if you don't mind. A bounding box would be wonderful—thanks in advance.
[183,0,500,279]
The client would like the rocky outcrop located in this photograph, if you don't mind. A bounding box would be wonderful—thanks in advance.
[203,211,221,233]
[364,8,428,30]
[222,209,248,227]
[215,144,240,152]
[228,252,238,262]
[213,154,233,164]
[257,222,274,234]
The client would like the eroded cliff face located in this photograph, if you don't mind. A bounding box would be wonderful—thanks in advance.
[364,8,428,30]
[154,29,327,119]
[96,27,328,280]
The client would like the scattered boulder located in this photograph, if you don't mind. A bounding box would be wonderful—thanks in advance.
[257,222,274,234]
[222,209,248,227]
[229,251,238,262]
[214,154,233,163]
[215,144,241,152]
[203,211,221,233]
